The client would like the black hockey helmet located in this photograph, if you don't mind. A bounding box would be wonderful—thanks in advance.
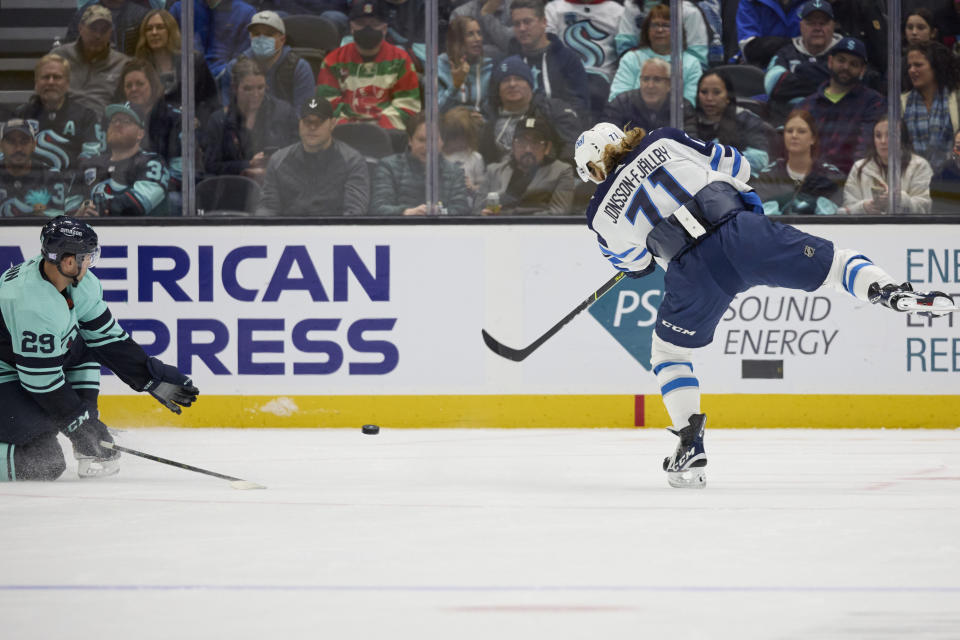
[40,215,100,267]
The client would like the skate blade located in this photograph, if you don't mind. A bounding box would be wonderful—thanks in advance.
[897,299,959,316]
[667,468,707,489]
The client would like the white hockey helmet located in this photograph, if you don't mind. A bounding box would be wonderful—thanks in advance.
[574,122,624,184]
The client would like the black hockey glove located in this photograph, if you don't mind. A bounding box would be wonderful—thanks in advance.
[62,410,115,459]
[624,263,656,279]
[142,357,199,414]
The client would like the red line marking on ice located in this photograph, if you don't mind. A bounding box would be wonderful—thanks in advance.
[634,394,644,427]
[864,466,949,491]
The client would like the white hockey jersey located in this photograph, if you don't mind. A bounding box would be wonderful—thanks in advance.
[545,0,624,81]
[586,127,752,273]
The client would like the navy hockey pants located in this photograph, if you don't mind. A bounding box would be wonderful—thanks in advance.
[0,340,100,481]
[655,209,835,349]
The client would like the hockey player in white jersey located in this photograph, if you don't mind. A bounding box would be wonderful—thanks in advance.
[575,123,957,489]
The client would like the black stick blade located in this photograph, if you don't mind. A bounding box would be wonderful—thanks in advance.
[481,328,531,362]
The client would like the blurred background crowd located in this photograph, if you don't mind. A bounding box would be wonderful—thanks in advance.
[1,0,959,217]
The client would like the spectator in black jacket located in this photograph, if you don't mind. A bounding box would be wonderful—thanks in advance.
[14,54,101,175]
[685,70,773,177]
[478,55,582,164]
[369,113,472,215]
[257,97,369,216]
[753,109,845,215]
[604,58,693,132]
[506,0,589,115]
[201,57,298,179]
[764,0,841,126]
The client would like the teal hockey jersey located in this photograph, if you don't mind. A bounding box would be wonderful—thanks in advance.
[0,256,148,421]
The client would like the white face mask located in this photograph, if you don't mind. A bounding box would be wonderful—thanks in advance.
[250,35,277,59]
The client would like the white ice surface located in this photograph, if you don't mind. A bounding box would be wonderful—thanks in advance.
[1,428,958,639]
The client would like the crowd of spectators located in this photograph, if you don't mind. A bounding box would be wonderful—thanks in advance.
[5,0,960,217]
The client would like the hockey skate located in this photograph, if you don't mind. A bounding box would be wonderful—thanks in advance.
[663,414,707,489]
[868,282,959,316]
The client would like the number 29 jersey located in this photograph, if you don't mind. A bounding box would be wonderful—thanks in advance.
[0,256,129,417]
[586,127,753,274]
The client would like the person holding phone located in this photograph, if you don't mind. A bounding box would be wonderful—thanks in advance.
[841,115,933,214]
[201,56,297,180]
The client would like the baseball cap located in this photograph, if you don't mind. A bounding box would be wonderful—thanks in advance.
[105,102,145,128]
[248,10,285,34]
[300,96,334,120]
[1,118,35,140]
[799,0,833,20]
[80,4,112,27]
[830,36,867,62]
[349,0,386,21]
[514,115,554,143]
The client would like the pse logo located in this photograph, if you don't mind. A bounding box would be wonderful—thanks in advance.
[587,269,665,370]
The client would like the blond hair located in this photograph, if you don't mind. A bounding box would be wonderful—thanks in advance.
[597,126,647,176]
[35,54,70,80]
[135,9,182,58]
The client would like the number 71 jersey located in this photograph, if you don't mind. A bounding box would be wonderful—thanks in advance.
[586,127,753,274]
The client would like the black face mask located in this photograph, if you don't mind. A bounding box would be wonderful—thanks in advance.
[354,26,384,50]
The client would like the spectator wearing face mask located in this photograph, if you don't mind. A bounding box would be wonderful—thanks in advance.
[218,11,316,111]
[316,0,422,130]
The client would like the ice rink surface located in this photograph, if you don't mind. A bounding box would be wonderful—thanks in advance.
[1,427,958,639]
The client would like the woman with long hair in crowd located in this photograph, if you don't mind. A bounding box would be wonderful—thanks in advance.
[753,109,845,215]
[438,16,493,114]
[201,57,297,180]
[134,9,218,117]
[684,70,772,176]
[900,41,960,173]
[842,114,932,214]
[608,4,702,106]
[903,8,938,47]
[115,58,185,212]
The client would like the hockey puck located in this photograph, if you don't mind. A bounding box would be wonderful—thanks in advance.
[362,424,380,435]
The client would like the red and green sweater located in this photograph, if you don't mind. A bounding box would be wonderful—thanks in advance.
[316,41,422,130]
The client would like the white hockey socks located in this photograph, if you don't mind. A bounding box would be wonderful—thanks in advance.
[821,248,896,302]
[650,334,700,430]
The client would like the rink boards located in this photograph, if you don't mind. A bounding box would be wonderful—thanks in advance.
[1,222,957,428]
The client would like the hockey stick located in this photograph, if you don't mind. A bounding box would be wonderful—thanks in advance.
[481,271,627,362]
[100,441,266,490]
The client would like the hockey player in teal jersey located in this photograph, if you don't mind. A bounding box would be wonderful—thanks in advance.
[0,216,198,481]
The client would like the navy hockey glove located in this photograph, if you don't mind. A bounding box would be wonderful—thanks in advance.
[142,357,199,414]
[63,410,120,477]
[624,263,656,279]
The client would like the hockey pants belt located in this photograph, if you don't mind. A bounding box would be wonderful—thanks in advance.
[646,183,761,262]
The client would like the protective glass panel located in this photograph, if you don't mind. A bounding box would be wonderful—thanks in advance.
[902,0,959,213]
